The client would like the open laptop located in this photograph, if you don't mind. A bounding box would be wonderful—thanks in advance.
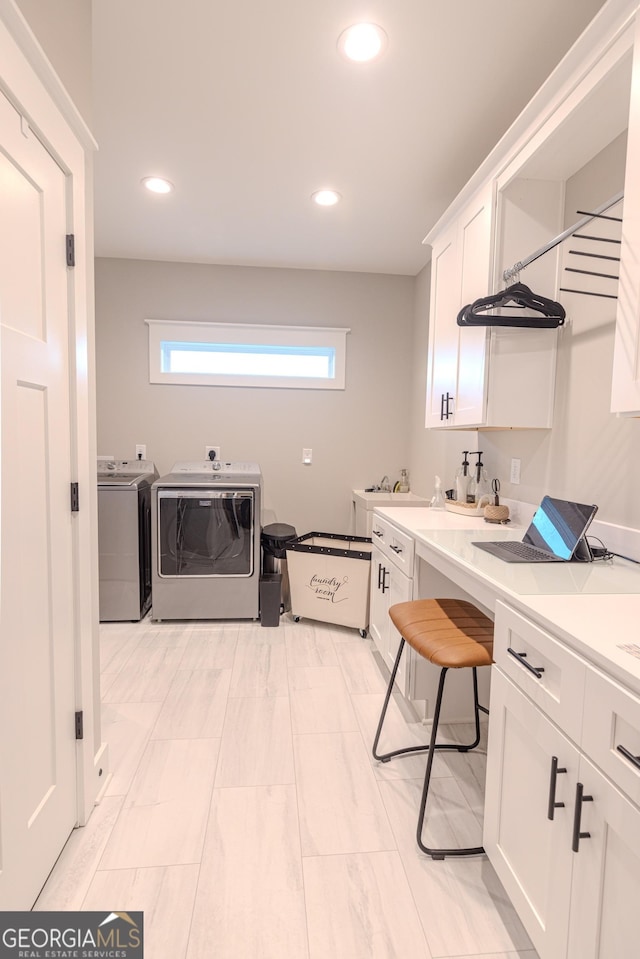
[473,496,598,563]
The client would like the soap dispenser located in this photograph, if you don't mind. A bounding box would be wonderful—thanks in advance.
[455,451,470,503]
[430,475,445,510]
[398,468,410,493]
[469,451,490,506]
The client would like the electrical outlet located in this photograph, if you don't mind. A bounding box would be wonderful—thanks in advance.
[302,448,312,465]
[135,444,146,460]
[205,446,221,462]
[510,457,521,485]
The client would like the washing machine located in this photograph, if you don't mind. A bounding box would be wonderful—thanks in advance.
[97,459,158,621]
[151,461,262,621]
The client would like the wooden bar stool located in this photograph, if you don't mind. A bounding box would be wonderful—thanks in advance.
[372,598,493,860]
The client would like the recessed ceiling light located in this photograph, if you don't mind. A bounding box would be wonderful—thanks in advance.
[312,189,341,207]
[141,176,174,194]
[337,23,387,63]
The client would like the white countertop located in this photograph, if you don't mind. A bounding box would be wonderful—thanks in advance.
[352,490,429,508]
[374,505,640,696]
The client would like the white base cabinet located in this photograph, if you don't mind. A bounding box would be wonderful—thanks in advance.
[485,600,640,959]
[369,541,411,694]
[484,668,578,959]
[369,513,491,720]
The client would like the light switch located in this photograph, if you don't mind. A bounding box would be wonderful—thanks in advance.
[303,448,312,465]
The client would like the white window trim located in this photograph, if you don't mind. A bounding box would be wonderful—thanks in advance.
[146,320,349,390]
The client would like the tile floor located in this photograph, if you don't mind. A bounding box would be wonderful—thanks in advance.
[35,615,539,959]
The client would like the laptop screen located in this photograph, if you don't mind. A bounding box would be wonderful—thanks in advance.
[523,496,598,559]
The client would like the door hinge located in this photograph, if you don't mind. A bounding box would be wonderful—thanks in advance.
[70,482,79,512]
[75,710,84,740]
[66,233,75,267]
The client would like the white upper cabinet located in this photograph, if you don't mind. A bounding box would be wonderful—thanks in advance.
[425,0,640,430]
[425,184,493,429]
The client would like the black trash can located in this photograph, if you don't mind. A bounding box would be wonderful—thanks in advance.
[261,523,297,618]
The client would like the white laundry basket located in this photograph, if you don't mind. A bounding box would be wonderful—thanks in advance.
[286,532,373,636]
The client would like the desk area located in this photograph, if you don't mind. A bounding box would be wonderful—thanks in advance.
[375,506,640,694]
[373,505,640,959]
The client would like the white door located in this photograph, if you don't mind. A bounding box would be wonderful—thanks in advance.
[384,563,412,695]
[0,88,78,907]
[425,225,460,428]
[567,756,640,959]
[368,545,388,659]
[455,188,492,427]
[483,669,577,959]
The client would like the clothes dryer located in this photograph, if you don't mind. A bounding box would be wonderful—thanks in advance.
[97,459,158,621]
[151,461,262,621]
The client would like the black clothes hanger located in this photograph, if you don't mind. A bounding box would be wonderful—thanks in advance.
[457,282,566,328]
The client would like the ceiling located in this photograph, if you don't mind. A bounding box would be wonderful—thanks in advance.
[91,0,607,276]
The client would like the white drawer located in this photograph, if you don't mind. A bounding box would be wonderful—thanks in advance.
[370,515,414,575]
[582,666,640,806]
[494,601,586,745]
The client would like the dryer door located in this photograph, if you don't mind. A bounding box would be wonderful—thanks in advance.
[158,488,255,577]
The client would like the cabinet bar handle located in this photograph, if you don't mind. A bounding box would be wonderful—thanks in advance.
[381,568,390,594]
[507,647,545,680]
[389,544,403,554]
[616,744,640,770]
[440,392,446,421]
[446,392,454,418]
[547,755,567,820]
[372,529,383,538]
[377,562,383,589]
[571,782,593,852]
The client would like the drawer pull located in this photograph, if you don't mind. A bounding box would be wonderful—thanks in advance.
[616,744,640,771]
[389,544,403,554]
[507,647,545,679]
[372,529,384,538]
[377,562,384,590]
[547,755,567,821]
[381,567,390,594]
[571,782,593,853]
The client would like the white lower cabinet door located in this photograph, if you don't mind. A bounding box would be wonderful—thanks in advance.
[369,547,388,660]
[384,562,412,694]
[484,669,577,959]
[567,755,640,959]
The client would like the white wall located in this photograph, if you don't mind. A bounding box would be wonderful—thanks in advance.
[408,134,640,533]
[95,257,415,535]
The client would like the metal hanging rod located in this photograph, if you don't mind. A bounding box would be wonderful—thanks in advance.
[503,190,624,283]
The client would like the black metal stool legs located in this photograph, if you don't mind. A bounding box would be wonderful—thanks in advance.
[415,666,485,859]
[372,637,487,860]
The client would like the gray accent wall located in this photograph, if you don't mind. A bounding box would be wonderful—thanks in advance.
[95,257,415,534]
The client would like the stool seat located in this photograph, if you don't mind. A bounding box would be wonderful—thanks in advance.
[389,598,493,669]
[373,597,494,860]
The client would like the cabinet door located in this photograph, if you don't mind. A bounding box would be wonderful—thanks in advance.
[454,186,493,426]
[425,222,460,428]
[484,669,576,959]
[425,185,494,429]
[369,546,389,660]
[384,562,413,694]
[567,755,640,959]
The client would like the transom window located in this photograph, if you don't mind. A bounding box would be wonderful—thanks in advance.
[146,320,349,390]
